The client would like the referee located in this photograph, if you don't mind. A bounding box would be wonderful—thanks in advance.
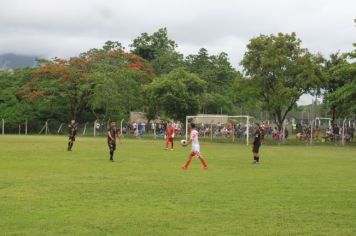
[252,122,262,164]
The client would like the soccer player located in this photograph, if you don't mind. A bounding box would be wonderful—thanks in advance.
[181,123,208,170]
[252,122,262,164]
[165,122,175,150]
[107,121,121,162]
[67,120,77,151]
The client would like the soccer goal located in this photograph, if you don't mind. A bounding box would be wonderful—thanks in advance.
[310,117,332,144]
[185,115,255,145]
[341,118,355,145]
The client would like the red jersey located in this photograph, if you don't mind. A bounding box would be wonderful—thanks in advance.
[166,126,174,138]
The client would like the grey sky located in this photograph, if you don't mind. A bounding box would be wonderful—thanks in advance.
[0,0,355,104]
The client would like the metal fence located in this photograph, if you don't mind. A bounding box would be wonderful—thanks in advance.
[1,118,354,146]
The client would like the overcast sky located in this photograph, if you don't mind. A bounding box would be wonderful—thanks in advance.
[0,0,355,104]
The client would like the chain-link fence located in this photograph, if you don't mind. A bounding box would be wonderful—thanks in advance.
[0,119,186,138]
[1,117,355,146]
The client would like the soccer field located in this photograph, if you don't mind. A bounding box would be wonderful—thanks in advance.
[0,136,355,236]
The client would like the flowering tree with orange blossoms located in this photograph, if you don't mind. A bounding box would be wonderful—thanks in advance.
[82,42,154,121]
[28,41,154,121]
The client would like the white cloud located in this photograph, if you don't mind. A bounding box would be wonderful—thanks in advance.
[0,0,355,104]
[1,0,354,58]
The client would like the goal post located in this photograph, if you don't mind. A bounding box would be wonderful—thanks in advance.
[342,118,355,146]
[310,117,332,144]
[185,115,254,145]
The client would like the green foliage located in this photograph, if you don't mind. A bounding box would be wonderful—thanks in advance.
[185,48,238,114]
[240,32,324,129]
[90,66,145,121]
[130,28,183,75]
[200,93,233,114]
[0,68,37,122]
[1,29,355,126]
[231,74,261,112]
[185,48,237,94]
[26,41,154,122]
[145,68,206,122]
[324,45,356,118]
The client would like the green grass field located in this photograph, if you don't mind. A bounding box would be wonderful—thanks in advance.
[0,135,355,236]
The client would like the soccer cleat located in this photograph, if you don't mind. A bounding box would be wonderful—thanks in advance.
[181,166,188,170]
[252,160,257,164]
[203,166,208,170]
[170,149,174,151]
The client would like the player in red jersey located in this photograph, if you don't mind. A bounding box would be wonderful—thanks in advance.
[165,122,175,150]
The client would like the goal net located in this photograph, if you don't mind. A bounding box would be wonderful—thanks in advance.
[185,115,255,145]
[310,117,332,143]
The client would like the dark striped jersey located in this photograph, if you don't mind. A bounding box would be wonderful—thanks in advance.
[253,128,262,145]
[107,127,117,142]
[68,124,77,136]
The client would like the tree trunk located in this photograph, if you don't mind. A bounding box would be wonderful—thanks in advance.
[274,117,283,131]
[274,103,295,132]
[332,106,336,125]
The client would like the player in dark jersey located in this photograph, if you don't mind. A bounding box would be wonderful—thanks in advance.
[252,122,262,164]
[67,120,77,151]
[107,121,121,162]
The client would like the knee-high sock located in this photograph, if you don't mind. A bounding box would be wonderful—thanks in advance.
[110,150,114,160]
[171,142,174,149]
[183,159,191,168]
[68,142,71,150]
[201,159,207,168]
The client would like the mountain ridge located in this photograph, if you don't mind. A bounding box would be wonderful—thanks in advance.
[0,53,38,69]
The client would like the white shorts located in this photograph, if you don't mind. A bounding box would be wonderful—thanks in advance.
[192,145,200,153]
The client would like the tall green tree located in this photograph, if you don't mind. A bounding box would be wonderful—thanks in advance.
[185,48,238,114]
[145,68,206,122]
[130,28,183,75]
[0,68,35,123]
[241,32,324,130]
[323,50,354,121]
[324,45,356,119]
[231,73,262,116]
[84,41,154,121]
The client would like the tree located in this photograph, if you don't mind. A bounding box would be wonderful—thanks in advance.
[231,73,262,116]
[185,48,238,114]
[28,41,154,122]
[145,68,206,122]
[89,64,150,121]
[83,41,154,121]
[186,48,237,94]
[130,28,183,75]
[30,56,95,121]
[0,68,37,123]
[324,45,356,119]
[240,33,324,130]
